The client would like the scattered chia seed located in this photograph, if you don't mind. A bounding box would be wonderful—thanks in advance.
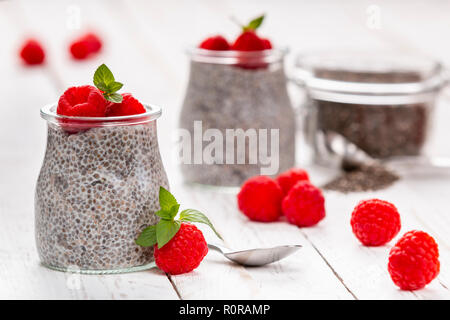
[323,162,399,193]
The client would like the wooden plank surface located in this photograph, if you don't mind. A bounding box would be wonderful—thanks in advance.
[0,0,449,300]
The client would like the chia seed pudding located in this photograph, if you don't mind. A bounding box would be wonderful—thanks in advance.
[179,49,296,187]
[295,53,446,164]
[35,105,168,273]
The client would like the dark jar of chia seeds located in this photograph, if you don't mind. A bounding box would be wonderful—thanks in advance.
[35,104,168,274]
[179,48,296,188]
[293,52,449,167]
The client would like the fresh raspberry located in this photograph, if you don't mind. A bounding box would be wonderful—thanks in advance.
[261,38,272,49]
[276,168,310,195]
[57,85,108,117]
[154,223,208,275]
[351,199,401,246]
[69,32,102,60]
[106,93,146,117]
[232,31,266,51]
[199,35,230,51]
[19,39,45,65]
[388,230,440,290]
[237,176,283,222]
[282,181,325,227]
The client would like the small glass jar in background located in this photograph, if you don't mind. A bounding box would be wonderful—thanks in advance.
[35,104,168,274]
[179,48,296,187]
[293,52,448,167]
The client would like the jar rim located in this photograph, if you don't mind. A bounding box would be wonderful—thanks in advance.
[294,51,448,96]
[186,46,288,65]
[40,103,162,127]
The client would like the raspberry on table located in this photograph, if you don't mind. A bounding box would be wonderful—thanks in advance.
[388,230,440,290]
[199,35,230,51]
[350,199,401,246]
[276,168,310,195]
[106,93,146,117]
[69,32,102,60]
[154,223,208,275]
[237,176,283,222]
[19,39,45,65]
[57,85,108,117]
[282,181,325,227]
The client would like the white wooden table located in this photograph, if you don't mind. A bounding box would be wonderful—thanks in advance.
[0,0,449,299]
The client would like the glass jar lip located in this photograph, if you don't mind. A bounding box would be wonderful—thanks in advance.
[294,51,448,96]
[186,46,288,65]
[40,103,162,126]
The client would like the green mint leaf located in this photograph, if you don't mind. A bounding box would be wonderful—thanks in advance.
[168,204,180,219]
[155,204,179,220]
[135,225,157,247]
[244,14,265,31]
[159,187,178,211]
[156,219,181,249]
[154,209,173,220]
[96,82,109,92]
[107,81,123,93]
[94,64,115,88]
[179,209,223,240]
[104,92,123,103]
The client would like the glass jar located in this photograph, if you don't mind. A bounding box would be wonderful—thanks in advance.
[35,104,168,274]
[294,52,448,167]
[179,48,296,187]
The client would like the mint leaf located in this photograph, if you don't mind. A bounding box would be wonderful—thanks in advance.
[154,209,173,220]
[108,81,123,93]
[179,209,223,240]
[93,64,124,103]
[135,225,157,247]
[168,204,180,219]
[94,64,115,87]
[155,204,179,220]
[156,219,181,249]
[159,187,178,211]
[96,82,109,92]
[105,92,123,103]
[244,14,265,31]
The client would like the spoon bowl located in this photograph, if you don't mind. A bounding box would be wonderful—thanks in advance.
[208,243,302,266]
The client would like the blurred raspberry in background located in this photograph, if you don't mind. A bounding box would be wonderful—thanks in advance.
[69,32,103,60]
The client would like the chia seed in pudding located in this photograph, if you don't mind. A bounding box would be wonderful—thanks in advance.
[179,59,296,187]
[35,120,168,272]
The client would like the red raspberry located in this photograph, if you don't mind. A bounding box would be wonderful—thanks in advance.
[105,93,146,117]
[199,35,230,51]
[232,31,266,51]
[351,199,401,246]
[276,168,310,195]
[69,32,102,60]
[19,39,45,65]
[237,176,283,222]
[57,85,108,117]
[261,38,272,49]
[388,230,440,290]
[154,223,208,275]
[282,181,325,227]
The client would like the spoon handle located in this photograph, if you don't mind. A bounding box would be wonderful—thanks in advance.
[208,243,230,254]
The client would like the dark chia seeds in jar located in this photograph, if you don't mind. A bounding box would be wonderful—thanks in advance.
[35,104,168,274]
[295,52,447,166]
[179,48,296,187]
